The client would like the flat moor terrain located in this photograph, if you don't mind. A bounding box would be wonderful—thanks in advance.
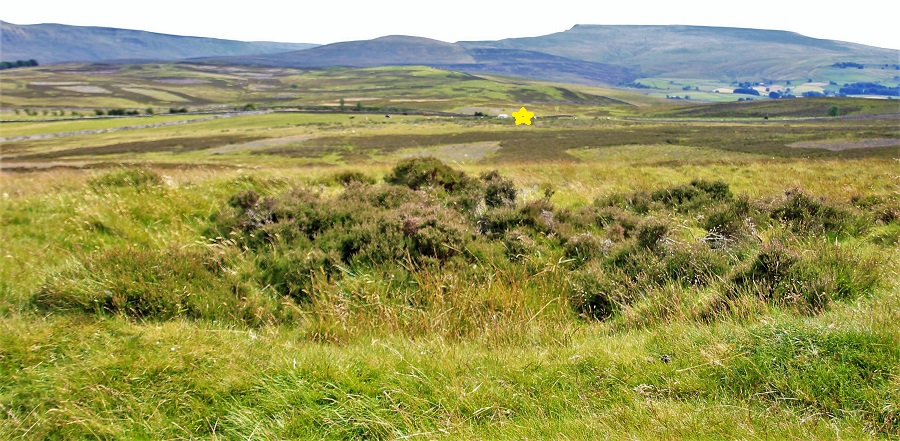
[1,63,899,439]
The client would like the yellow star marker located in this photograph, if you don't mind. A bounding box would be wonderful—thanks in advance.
[511,107,534,126]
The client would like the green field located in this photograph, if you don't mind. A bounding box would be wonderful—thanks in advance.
[0,63,633,117]
[1,64,899,439]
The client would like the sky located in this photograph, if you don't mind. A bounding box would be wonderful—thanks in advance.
[2,0,899,50]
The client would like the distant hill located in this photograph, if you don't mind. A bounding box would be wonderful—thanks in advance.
[439,48,634,86]
[4,22,897,87]
[204,36,636,86]
[0,21,317,63]
[461,25,899,81]
[220,36,475,66]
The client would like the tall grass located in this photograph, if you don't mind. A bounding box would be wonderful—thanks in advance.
[24,161,889,334]
[2,152,898,438]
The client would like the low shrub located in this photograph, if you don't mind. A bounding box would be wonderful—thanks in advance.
[228,189,261,210]
[87,168,162,189]
[604,241,729,292]
[701,195,754,239]
[314,209,408,264]
[731,241,798,292]
[384,156,472,192]
[853,194,900,225]
[480,170,517,208]
[201,171,887,327]
[651,183,701,207]
[770,187,859,235]
[635,218,669,251]
[398,202,471,261]
[34,247,281,324]
[257,247,339,302]
[598,207,640,240]
[564,232,608,263]
[658,243,732,287]
[651,179,732,210]
[344,182,423,210]
[329,170,376,186]
[568,267,624,320]
[477,206,525,237]
[519,199,558,234]
[729,239,880,313]
[594,190,653,214]
[566,205,603,230]
[502,228,539,261]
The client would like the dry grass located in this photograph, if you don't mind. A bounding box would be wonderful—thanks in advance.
[1,110,899,439]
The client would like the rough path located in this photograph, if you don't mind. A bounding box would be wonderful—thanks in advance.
[787,138,900,151]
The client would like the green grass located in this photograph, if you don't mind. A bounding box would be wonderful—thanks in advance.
[649,97,900,118]
[0,63,640,114]
[3,110,897,171]
[0,114,202,138]
[809,66,900,86]
[2,146,898,438]
[3,314,897,439]
[1,66,899,439]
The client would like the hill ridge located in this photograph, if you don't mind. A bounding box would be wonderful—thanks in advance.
[3,21,898,86]
[0,21,318,63]
[460,24,898,80]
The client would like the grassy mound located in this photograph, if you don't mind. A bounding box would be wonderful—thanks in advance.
[34,246,285,325]
[34,159,893,334]
[9,157,899,439]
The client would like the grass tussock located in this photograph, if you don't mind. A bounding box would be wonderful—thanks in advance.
[715,324,900,434]
[3,154,898,439]
[30,158,889,339]
[34,245,287,325]
[87,167,163,189]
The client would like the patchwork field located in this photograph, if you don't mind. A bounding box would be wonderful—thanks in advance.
[1,64,899,439]
[0,63,633,117]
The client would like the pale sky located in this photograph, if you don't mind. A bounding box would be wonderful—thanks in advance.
[2,0,898,50]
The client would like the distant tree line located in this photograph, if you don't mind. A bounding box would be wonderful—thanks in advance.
[0,59,39,70]
[832,62,865,69]
[95,108,142,116]
[89,108,161,116]
[731,81,763,89]
[768,91,797,99]
[732,88,760,96]
[838,82,899,96]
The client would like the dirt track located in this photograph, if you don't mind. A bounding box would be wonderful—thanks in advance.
[787,138,900,151]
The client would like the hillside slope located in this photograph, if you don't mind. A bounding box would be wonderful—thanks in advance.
[0,63,638,112]
[223,35,475,66]
[462,25,900,80]
[4,22,897,86]
[205,36,636,86]
[0,21,317,63]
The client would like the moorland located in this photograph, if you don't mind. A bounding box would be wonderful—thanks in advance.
[1,60,899,439]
